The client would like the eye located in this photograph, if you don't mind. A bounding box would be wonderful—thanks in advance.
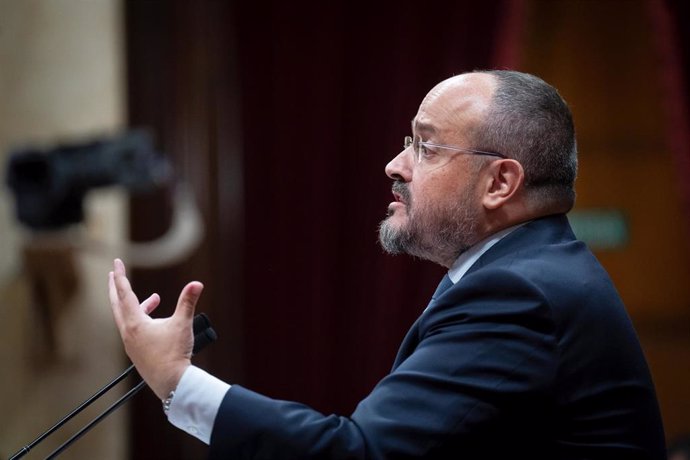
[417,141,436,161]
[418,142,428,157]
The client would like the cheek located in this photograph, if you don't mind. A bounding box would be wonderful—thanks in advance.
[411,172,458,208]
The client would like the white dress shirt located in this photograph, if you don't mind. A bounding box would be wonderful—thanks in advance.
[168,223,524,444]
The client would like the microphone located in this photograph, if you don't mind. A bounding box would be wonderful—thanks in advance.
[192,312,218,354]
[8,313,217,460]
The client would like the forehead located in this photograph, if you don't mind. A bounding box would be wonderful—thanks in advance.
[412,73,496,140]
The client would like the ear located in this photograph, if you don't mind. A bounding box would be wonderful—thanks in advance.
[481,159,524,210]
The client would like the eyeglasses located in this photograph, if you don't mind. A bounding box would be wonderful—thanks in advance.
[403,135,506,169]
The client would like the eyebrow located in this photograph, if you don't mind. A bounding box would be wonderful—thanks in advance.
[411,119,436,134]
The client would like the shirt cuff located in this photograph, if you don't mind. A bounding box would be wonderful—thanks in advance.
[167,365,231,444]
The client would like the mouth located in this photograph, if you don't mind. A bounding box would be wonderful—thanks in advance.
[387,182,409,217]
[391,181,410,206]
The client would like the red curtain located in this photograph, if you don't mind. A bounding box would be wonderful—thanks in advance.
[236,0,514,414]
[649,0,690,221]
[126,0,517,457]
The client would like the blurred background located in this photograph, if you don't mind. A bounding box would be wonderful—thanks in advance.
[1,0,689,458]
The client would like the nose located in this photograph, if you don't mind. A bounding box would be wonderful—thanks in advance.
[385,147,413,182]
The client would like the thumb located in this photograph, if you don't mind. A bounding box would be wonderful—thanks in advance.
[174,281,204,321]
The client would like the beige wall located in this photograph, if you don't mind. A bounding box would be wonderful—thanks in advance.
[0,0,126,276]
[0,1,128,458]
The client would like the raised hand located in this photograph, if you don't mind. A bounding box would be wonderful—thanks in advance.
[108,258,204,399]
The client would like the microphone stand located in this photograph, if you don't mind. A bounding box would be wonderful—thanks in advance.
[8,313,217,460]
[7,365,136,460]
[43,380,147,460]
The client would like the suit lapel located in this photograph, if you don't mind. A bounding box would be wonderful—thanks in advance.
[391,274,453,370]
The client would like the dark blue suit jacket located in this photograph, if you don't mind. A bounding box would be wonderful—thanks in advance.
[209,215,666,459]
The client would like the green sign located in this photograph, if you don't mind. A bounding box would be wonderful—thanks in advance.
[568,209,629,250]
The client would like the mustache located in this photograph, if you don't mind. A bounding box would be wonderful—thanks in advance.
[392,181,411,204]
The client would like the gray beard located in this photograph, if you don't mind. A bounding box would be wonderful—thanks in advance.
[378,183,480,267]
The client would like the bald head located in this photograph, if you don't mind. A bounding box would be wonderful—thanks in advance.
[415,73,497,149]
[421,73,496,118]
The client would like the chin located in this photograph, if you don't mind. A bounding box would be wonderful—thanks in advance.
[384,212,408,231]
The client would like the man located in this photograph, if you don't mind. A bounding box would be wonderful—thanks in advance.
[109,70,666,458]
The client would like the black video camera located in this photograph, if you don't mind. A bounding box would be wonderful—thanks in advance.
[5,131,171,230]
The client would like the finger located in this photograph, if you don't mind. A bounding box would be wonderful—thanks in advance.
[174,281,204,321]
[113,259,133,297]
[112,259,143,320]
[140,293,161,315]
[114,258,127,276]
[108,271,124,327]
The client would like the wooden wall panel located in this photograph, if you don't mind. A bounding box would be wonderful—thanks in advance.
[522,0,690,440]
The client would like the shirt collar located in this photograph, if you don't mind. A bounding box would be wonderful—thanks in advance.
[447,222,526,284]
